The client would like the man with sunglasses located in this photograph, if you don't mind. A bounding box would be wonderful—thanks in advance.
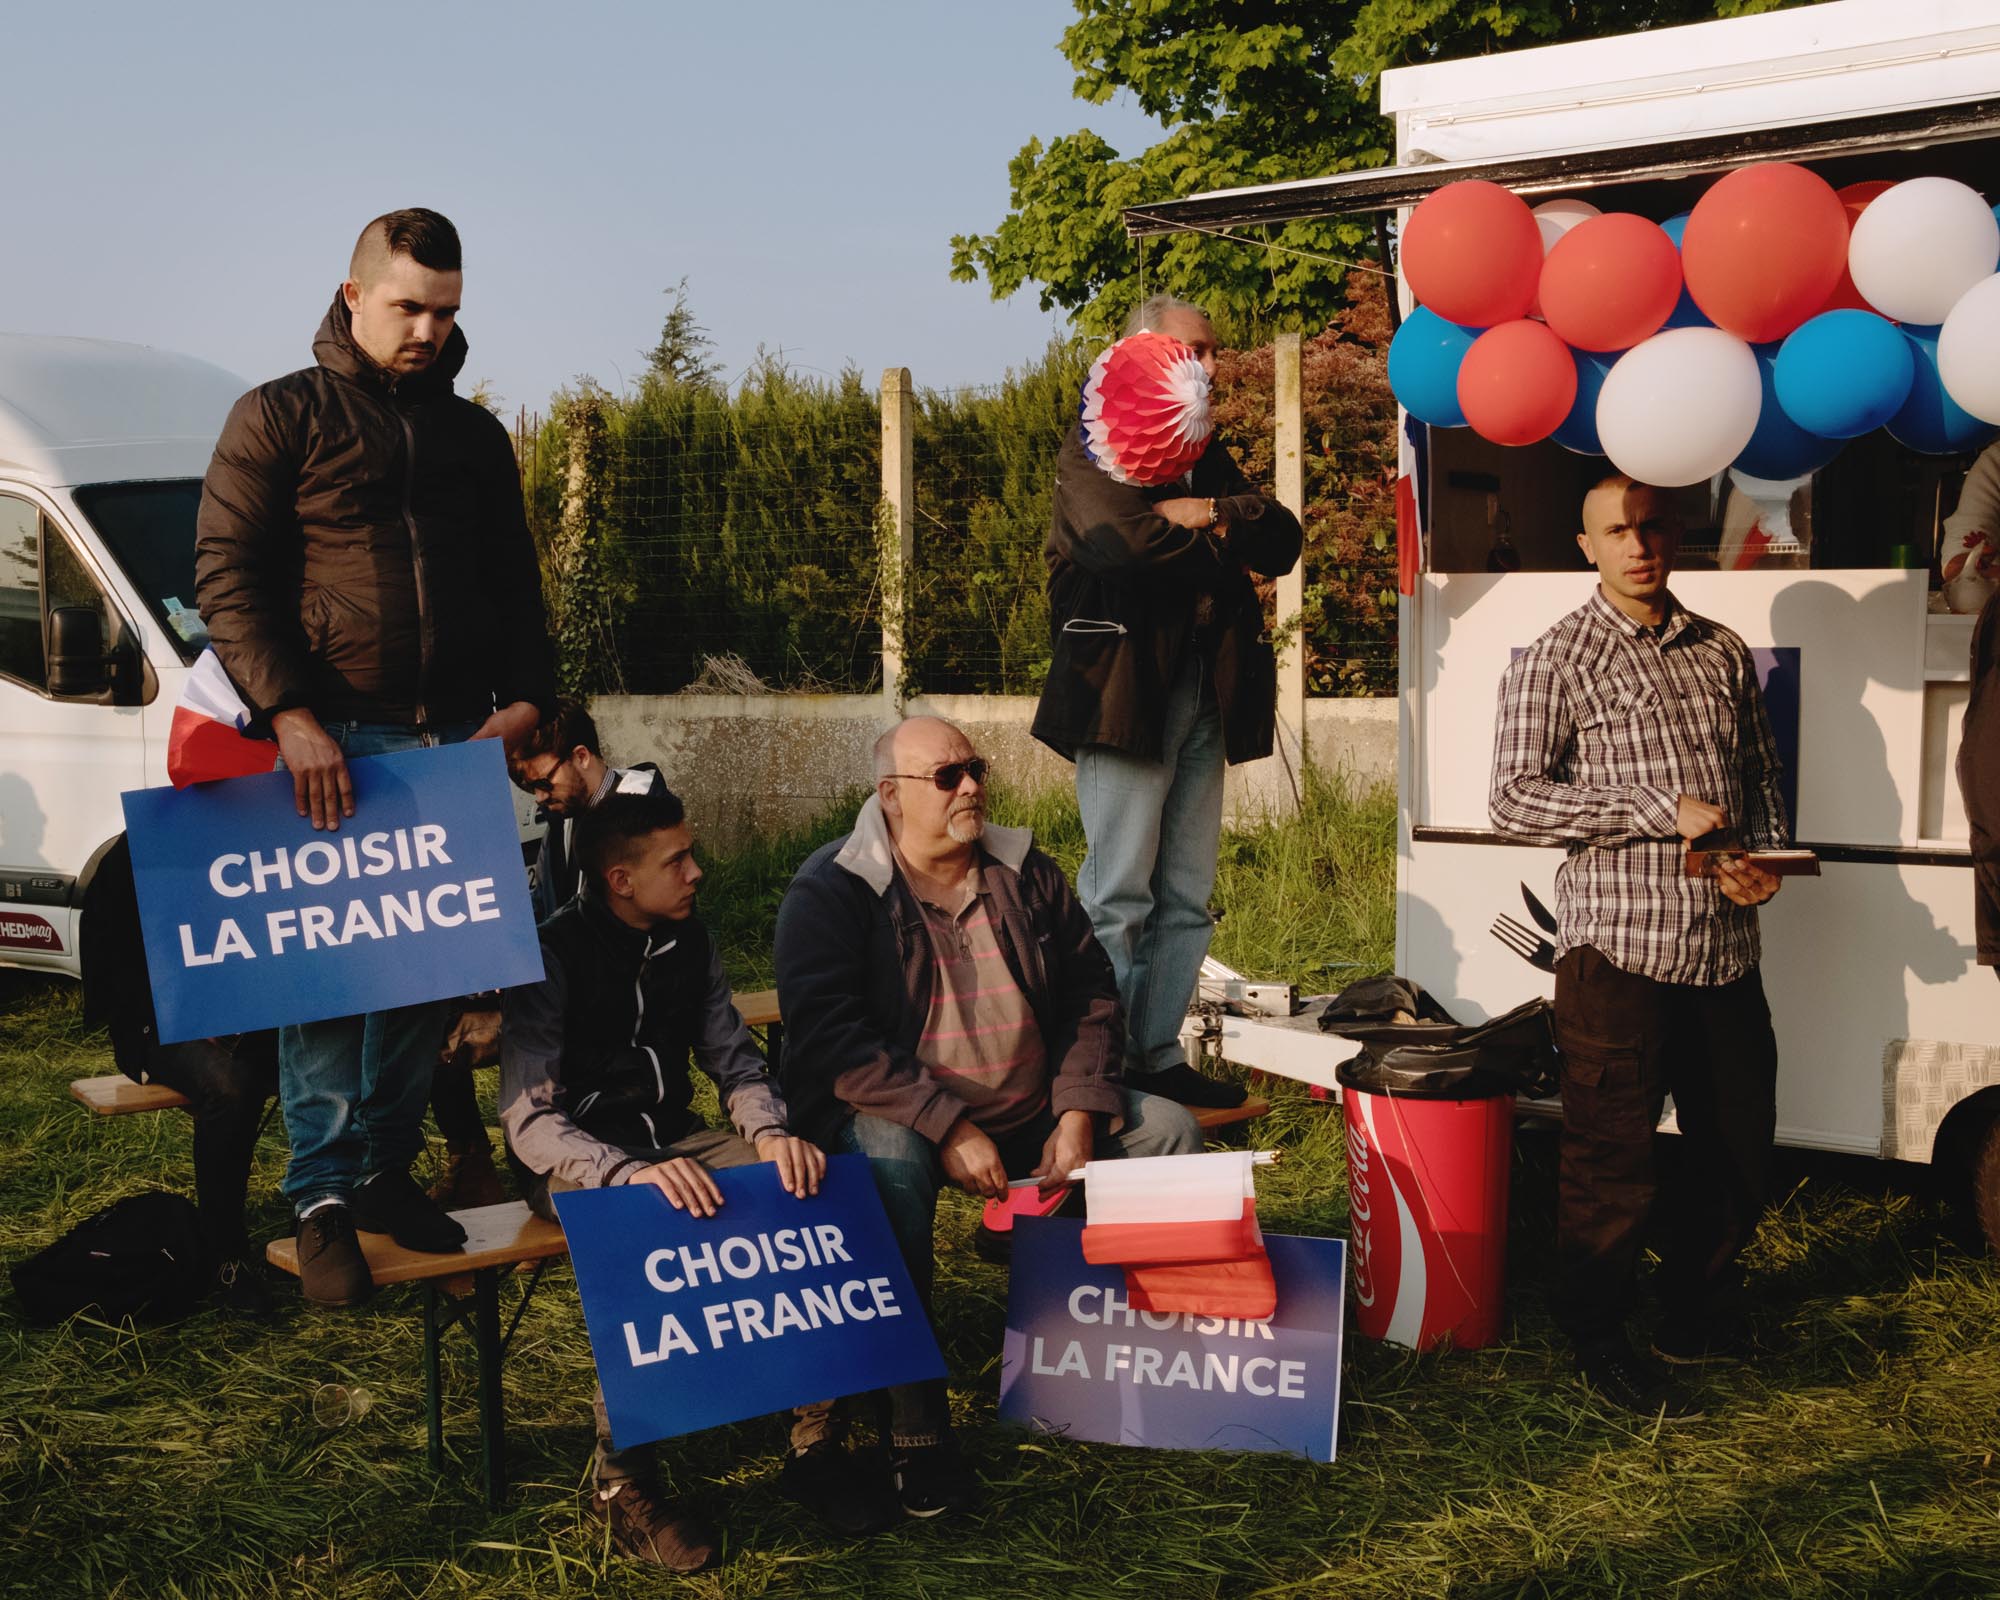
[509,698,666,919]
[774,716,1202,1518]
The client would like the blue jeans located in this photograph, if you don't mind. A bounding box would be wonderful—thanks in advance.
[840,1089,1202,1446]
[1075,656,1226,1075]
[277,719,476,1211]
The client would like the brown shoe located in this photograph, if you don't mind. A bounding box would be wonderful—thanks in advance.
[588,1482,719,1571]
[427,1146,506,1210]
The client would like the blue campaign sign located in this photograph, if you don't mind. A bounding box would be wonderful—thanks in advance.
[554,1154,947,1450]
[1000,1218,1345,1462]
[120,740,543,1043]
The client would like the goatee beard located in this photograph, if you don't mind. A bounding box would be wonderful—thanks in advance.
[946,809,986,845]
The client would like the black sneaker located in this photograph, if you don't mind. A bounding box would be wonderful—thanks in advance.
[211,1254,275,1318]
[891,1439,979,1519]
[351,1168,468,1253]
[587,1481,719,1571]
[295,1206,373,1308]
[1129,1061,1249,1111]
[1576,1338,1704,1420]
[778,1440,901,1536]
[1652,1307,1757,1366]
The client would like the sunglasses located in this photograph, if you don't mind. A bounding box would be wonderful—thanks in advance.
[886,758,991,791]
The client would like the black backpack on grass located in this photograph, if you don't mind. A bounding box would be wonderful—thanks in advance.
[9,1192,210,1327]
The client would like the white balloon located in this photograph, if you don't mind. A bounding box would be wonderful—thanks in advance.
[1849,176,2000,325]
[1532,197,1601,255]
[1938,273,2000,425]
[1596,328,1762,488]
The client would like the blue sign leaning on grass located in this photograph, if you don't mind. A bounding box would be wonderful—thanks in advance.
[1000,1217,1345,1461]
[120,740,543,1043]
[555,1155,947,1449]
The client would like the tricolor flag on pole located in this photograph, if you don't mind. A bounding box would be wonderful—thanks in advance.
[166,648,278,788]
[1079,1151,1277,1319]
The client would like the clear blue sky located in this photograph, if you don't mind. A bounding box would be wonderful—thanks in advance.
[0,1,1162,413]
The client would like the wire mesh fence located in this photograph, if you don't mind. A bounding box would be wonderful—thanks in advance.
[518,306,1399,699]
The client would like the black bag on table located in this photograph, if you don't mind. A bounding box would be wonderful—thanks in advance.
[8,1191,210,1327]
[1319,976,1559,1100]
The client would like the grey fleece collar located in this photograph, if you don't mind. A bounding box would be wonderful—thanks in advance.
[833,792,1031,897]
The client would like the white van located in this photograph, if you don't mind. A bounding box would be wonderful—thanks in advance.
[1131,0,2000,1246]
[0,334,246,979]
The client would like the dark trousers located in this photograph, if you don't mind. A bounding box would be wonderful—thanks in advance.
[1551,945,1778,1349]
[122,1033,279,1261]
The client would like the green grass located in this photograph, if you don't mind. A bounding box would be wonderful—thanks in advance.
[2,786,1998,1598]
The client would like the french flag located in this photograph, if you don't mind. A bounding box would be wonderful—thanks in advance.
[167,648,277,788]
[1079,1151,1276,1319]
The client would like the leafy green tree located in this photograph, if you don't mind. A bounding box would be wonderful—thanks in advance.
[951,0,1800,339]
[641,277,723,389]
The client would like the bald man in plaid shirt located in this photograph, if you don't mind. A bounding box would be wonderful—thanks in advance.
[1491,474,1787,1420]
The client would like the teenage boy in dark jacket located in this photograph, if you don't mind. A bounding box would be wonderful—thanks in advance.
[194,208,556,1306]
[774,716,1202,1518]
[1031,297,1301,1111]
[500,787,897,1569]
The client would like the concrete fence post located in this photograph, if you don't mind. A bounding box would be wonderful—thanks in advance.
[879,367,915,707]
[1273,331,1307,782]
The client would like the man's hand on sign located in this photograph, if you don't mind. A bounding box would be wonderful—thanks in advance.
[939,1116,1008,1200]
[1033,1108,1093,1195]
[272,707,354,831]
[1675,795,1728,842]
[471,699,542,756]
[628,1156,725,1217]
[1713,854,1782,908]
[755,1134,825,1198]
[440,1007,503,1069]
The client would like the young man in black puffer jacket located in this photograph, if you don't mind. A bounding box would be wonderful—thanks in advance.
[499,787,896,1571]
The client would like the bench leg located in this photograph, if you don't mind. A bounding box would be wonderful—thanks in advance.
[474,1268,507,1508]
[423,1281,444,1471]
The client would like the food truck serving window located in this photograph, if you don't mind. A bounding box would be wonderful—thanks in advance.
[1425,428,1984,580]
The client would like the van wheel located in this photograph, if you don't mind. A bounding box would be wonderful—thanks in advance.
[1975,1114,2000,1260]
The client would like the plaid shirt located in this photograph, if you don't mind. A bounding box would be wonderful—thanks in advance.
[1489,588,1788,986]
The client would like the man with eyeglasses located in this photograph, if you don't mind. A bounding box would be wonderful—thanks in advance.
[509,698,666,919]
[774,715,1202,1518]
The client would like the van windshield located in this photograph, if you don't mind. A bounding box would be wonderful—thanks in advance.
[70,479,209,665]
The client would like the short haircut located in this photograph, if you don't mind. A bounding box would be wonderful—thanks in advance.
[1586,471,1645,499]
[872,724,901,780]
[349,208,462,283]
[517,698,601,765]
[575,787,687,888]
[1124,294,1210,337]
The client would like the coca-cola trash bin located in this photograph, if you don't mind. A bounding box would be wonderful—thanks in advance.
[1323,986,1556,1352]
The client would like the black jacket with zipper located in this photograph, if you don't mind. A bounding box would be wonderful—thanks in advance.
[1031,427,1302,767]
[194,292,555,731]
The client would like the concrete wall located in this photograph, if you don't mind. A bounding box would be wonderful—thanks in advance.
[590,692,1395,846]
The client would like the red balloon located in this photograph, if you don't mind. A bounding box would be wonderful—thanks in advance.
[1538,214,1683,351]
[1816,180,1897,316]
[1457,321,1578,447]
[1403,181,1543,327]
[1681,163,1849,343]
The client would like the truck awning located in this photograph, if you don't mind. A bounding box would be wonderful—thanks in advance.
[1123,96,2000,237]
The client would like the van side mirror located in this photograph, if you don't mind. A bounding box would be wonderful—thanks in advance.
[47,605,110,697]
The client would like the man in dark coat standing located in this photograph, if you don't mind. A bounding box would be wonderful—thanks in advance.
[194,207,556,1306]
[1031,297,1302,1109]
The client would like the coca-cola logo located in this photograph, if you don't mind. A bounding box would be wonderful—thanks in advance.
[1346,1112,1378,1309]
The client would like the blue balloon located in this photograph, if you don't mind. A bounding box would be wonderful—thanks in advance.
[1774,310,1916,438]
[1734,343,1842,480]
[1551,349,1617,455]
[1659,212,1712,330]
[1388,307,1478,428]
[1888,324,2000,455]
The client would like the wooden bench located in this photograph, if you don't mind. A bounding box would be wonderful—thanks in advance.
[1193,1095,1270,1132]
[70,1075,190,1115]
[266,1200,569,1507]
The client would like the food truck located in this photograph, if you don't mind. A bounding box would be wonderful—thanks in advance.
[1127,0,2000,1247]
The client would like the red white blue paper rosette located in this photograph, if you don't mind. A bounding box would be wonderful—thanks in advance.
[1079,331,1213,486]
